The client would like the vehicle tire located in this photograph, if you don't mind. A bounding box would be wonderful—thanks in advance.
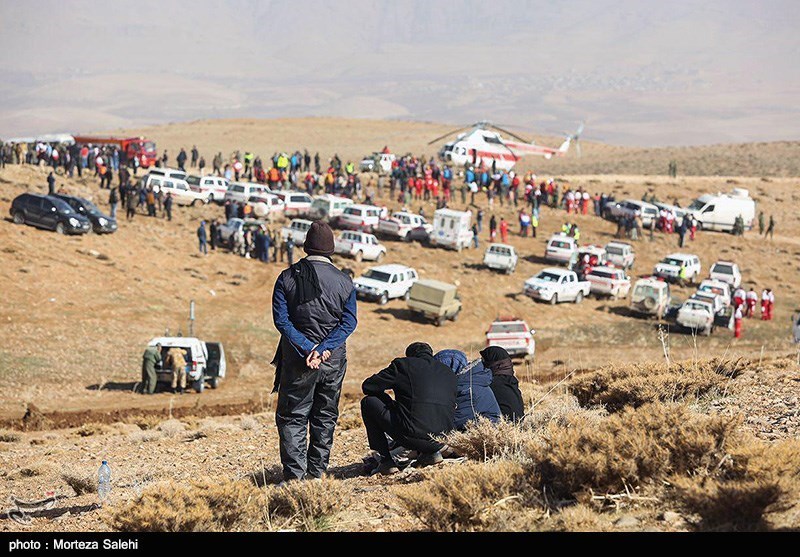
[209,376,220,389]
[194,379,205,393]
[55,222,65,235]
[549,294,558,305]
[403,232,412,243]
[379,292,389,306]
[12,211,24,225]
[435,316,444,327]
[704,326,712,337]
[506,266,515,275]
[574,291,584,304]
[403,290,410,302]
[355,251,363,263]
[375,251,385,263]
[451,310,460,322]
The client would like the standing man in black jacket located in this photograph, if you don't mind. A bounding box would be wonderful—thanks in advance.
[360,342,456,475]
[272,222,357,481]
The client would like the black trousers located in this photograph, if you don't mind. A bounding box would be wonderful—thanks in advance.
[360,395,442,461]
[276,348,347,480]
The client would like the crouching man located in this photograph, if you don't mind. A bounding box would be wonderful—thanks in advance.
[360,342,456,475]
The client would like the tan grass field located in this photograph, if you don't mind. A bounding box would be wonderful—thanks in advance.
[0,118,798,532]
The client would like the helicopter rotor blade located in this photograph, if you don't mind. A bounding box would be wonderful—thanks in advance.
[427,125,475,145]
[488,124,531,144]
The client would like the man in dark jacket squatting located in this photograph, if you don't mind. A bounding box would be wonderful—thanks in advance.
[360,342,457,475]
[272,221,357,481]
[480,346,525,422]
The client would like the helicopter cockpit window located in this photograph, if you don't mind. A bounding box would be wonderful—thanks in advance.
[483,135,502,144]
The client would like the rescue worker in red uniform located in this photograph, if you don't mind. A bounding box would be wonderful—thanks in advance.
[734,306,743,339]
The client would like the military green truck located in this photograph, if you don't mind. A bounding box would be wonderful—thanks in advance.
[406,279,461,326]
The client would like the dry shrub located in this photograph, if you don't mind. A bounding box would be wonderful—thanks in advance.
[397,460,529,531]
[110,480,261,532]
[265,477,349,531]
[131,415,161,430]
[443,418,540,461]
[13,463,56,478]
[569,358,747,411]
[62,471,98,495]
[672,438,800,530]
[157,419,186,437]
[0,431,21,443]
[535,403,740,498]
[239,416,259,431]
[128,430,162,443]
[76,423,110,437]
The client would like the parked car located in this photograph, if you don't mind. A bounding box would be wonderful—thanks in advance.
[483,243,518,274]
[353,264,418,305]
[429,209,474,252]
[218,217,264,247]
[377,211,432,241]
[274,191,313,217]
[147,167,187,182]
[544,233,578,266]
[143,173,207,206]
[523,268,591,305]
[334,231,386,262]
[359,152,396,174]
[225,182,270,205]
[698,279,733,310]
[585,266,631,299]
[629,277,671,319]
[53,194,117,234]
[10,193,91,235]
[654,253,701,283]
[603,199,659,227]
[147,336,226,392]
[709,261,742,288]
[336,204,385,232]
[248,194,285,219]
[406,279,461,326]
[604,241,635,269]
[686,188,756,233]
[485,318,536,359]
[281,219,314,245]
[309,194,353,221]
[186,175,229,204]
[676,299,716,336]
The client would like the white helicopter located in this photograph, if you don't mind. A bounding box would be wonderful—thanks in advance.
[430,121,584,171]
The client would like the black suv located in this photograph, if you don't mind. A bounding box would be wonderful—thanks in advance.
[10,193,91,235]
[53,194,117,234]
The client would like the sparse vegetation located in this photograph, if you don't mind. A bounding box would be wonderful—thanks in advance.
[157,419,186,437]
[76,423,110,437]
[0,431,21,443]
[62,470,98,495]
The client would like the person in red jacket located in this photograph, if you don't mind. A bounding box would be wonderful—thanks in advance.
[499,217,509,243]
[734,306,743,338]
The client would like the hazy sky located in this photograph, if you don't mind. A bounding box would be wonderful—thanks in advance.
[1,0,798,145]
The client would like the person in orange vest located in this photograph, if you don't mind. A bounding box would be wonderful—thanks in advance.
[499,217,509,244]
[734,305,743,338]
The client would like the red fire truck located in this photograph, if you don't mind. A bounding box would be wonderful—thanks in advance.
[72,135,158,168]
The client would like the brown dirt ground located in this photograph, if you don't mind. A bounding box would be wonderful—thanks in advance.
[0,118,798,531]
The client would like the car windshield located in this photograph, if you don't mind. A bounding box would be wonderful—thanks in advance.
[535,272,562,283]
[79,198,102,214]
[634,285,659,297]
[143,141,156,153]
[686,302,710,312]
[700,285,724,296]
[661,258,683,266]
[489,323,527,334]
[50,198,74,214]
[711,264,733,275]
[186,176,201,186]
[363,270,391,282]
[606,246,624,255]
[687,199,706,211]
[550,241,572,249]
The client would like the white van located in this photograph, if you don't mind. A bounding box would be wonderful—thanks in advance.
[544,233,578,265]
[148,167,188,182]
[309,195,354,221]
[274,191,313,217]
[337,204,384,232]
[430,208,474,251]
[225,182,270,205]
[686,188,756,232]
[143,174,207,206]
[186,175,229,204]
[147,337,226,392]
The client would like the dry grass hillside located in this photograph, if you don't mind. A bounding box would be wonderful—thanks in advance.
[0,117,798,532]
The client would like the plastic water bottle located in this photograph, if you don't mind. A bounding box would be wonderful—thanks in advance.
[98,461,111,504]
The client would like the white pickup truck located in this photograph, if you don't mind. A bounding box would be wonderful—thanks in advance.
[334,231,387,262]
[523,267,591,305]
[483,244,518,274]
[281,219,313,245]
[377,211,432,240]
